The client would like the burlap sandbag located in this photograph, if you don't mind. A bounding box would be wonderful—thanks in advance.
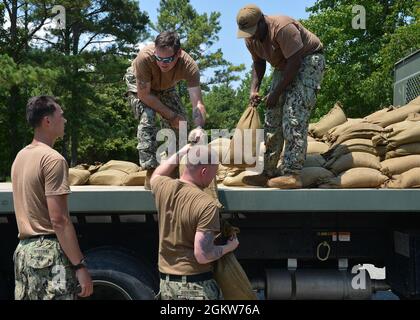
[216,164,229,183]
[301,167,334,187]
[307,141,329,154]
[372,122,420,150]
[368,96,420,127]
[331,123,388,148]
[385,120,419,132]
[380,155,420,176]
[384,168,420,188]
[307,135,316,142]
[324,152,381,175]
[322,139,386,161]
[89,170,127,186]
[323,118,365,144]
[224,106,262,168]
[98,160,140,174]
[364,106,395,123]
[222,170,259,187]
[318,168,388,188]
[406,112,420,121]
[73,162,103,174]
[309,102,347,139]
[304,154,326,167]
[385,143,420,159]
[69,168,90,186]
[122,171,147,186]
[214,220,257,300]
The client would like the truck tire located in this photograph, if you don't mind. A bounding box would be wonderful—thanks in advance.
[83,269,155,300]
[84,246,158,300]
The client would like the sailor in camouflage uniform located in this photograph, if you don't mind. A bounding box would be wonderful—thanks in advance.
[124,31,207,189]
[236,4,326,188]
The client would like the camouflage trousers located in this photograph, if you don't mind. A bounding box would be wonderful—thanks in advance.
[124,66,188,170]
[13,237,77,300]
[264,53,325,176]
[159,277,223,300]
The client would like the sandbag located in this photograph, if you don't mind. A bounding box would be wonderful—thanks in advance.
[216,164,230,183]
[318,168,388,188]
[324,152,381,175]
[372,122,420,150]
[368,96,420,127]
[69,168,90,186]
[73,162,103,174]
[89,170,127,186]
[380,155,420,176]
[385,120,419,132]
[214,220,257,300]
[301,167,334,187]
[385,143,420,159]
[224,106,262,168]
[364,106,395,123]
[122,171,147,186]
[98,160,140,174]
[304,154,326,167]
[307,135,316,142]
[406,112,420,121]
[222,170,259,187]
[384,168,420,188]
[322,139,386,161]
[331,123,387,147]
[323,118,365,144]
[309,102,347,139]
[307,141,329,154]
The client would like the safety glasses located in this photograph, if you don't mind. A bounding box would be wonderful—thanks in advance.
[154,52,177,64]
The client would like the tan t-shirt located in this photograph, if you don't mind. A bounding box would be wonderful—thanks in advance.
[246,15,323,70]
[151,176,221,275]
[11,144,71,239]
[133,44,200,91]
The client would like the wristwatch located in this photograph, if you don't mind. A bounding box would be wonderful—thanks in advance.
[72,258,88,270]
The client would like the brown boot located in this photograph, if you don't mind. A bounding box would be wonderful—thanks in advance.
[242,172,271,187]
[144,169,155,190]
[267,175,302,189]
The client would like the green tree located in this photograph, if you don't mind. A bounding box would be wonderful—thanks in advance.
[303,0,419,120]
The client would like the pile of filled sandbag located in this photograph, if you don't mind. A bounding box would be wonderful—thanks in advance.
[309,102,347,140]
[69,160,146,186]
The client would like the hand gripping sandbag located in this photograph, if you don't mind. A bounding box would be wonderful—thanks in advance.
[224,105,262,168]
[214,220,257,300]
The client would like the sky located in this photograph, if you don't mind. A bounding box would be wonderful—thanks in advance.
[138,0,317,85]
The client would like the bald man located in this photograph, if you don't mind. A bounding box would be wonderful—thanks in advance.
[150,144,239,300]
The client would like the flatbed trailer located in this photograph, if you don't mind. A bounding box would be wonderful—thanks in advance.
[1,182,420,300]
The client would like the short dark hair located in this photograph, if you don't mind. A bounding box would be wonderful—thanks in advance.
[155,31,181,53]
[26,96,59,128]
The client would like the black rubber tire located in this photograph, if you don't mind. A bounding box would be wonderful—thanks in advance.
[84,246,158,300]
[81,269,155,300]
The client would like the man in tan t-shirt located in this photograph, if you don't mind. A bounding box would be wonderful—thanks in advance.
[150,144,239,300]
[124,31,207,189]
[11,96,93,300]
[236,4,326,188]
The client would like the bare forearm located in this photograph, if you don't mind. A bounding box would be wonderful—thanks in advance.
[193,103,206,127]
[139,93,175,120]
[251,61,266,93]
[53,220,84,265]
[152,144,190,178]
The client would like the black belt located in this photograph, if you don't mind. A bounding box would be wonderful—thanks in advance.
[26,234,57,240]
[160,272,213,283]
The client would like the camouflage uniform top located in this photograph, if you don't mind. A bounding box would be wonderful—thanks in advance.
[132,44,200,91]
[245,15,323,70]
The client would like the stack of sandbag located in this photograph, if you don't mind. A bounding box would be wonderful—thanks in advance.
[322,118,364,144]
[222,169,261,187]
[69,162,103,186]
[383,168,420,188]
[309,102,347,140]
[323,152,382,176]
[365,96,420,128]
[318,168,389,189]
[329,122,389,148]
[89,160,145,186]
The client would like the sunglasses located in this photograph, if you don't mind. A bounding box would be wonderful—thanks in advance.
[154,52,177,64]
